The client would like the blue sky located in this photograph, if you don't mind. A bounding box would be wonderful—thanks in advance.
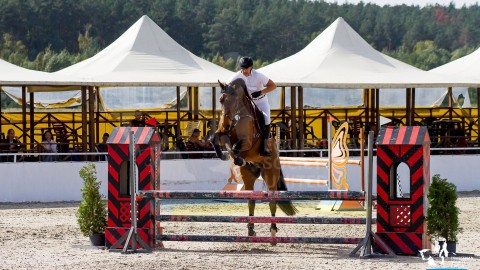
[325,0,479,7]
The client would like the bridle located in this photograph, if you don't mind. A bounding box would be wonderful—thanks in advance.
[220,83,253,134]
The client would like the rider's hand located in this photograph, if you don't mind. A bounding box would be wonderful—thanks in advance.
[251,91,262,98]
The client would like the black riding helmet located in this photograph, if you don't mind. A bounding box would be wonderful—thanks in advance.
[239,56,253,69]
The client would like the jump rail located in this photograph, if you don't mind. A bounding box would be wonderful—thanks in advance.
[157,215,376,224]
[138,190,368,201]
[158,235,362,244]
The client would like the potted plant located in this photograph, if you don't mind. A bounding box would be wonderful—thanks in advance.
[77,163,107,247]
[426,174,461,254]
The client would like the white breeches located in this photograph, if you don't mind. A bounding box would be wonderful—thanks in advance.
[254,99,271,125]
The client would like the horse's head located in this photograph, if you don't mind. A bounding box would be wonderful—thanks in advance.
[218,78,248,133]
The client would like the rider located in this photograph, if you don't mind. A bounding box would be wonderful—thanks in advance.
[229,56,277,156]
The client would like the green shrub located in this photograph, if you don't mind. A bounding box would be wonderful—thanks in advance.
[77,163,107,237]
[426,174,461,241]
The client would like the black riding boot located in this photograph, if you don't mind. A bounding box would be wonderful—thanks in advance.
[260,124,272,157]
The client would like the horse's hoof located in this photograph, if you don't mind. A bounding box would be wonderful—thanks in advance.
[234,156,245,166]
[270,229,277,246]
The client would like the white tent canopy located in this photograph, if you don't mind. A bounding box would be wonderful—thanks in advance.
[429,47,480,83]
[56,15,233,87]
[259,17,476,88]
[0,59,83,86]
[2,86,82,108]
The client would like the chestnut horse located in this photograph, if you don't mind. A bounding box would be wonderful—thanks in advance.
[213,78,298,239]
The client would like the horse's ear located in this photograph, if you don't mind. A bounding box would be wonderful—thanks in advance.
[218,80,225,91]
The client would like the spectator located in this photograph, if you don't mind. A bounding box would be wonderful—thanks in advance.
[188,128,211,150]
[175,135,188,159]
[96,133,109,161]
[41,130,57,162]
[1,129,21,162]
[130,110,146,127]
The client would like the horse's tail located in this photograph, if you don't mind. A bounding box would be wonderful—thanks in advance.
[277,169,299,216]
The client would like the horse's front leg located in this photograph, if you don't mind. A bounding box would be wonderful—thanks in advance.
[269,201,278,246]
[248,200,256,236]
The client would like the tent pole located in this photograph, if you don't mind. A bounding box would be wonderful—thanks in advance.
[0,87,2,133]
[410,88,415,126]
[22,86,27,147]
[193,86,199,120]
[477,88,480,147]
[81,87,87,156]
[406,88,411,126]
[365,89,370,128]
[212,87,216,134]
[188,87,193,120]
[370,88,376,126]
[176,86,181,137]
[281,86,285,123]
[375,88,380,135]
[29,91,34,151]
[95,87,100,144]
[290,86,297,156]
[88,86,95,157]
[448,87,453,120]
[298,86,304,150]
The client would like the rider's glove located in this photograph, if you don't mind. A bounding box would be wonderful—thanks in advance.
[251,91,262,98]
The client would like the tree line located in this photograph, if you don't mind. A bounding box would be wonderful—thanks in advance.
[1,0,480,72]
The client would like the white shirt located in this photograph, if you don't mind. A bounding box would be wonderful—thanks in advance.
[42,140,57,153]
[229,69,270,96]
[229,69,271,124]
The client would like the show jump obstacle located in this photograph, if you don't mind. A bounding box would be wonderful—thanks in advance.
[105,126,428,257]
[374,126,431,255]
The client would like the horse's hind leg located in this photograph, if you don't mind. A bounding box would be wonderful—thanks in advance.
[241,165,260,237]
[269,201,278,245]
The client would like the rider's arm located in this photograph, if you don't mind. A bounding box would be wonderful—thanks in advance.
[260,79,276,95]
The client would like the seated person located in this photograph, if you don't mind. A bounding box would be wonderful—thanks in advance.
[96,133,109,161]
[130,110,145,127]
[188,129,211,150]
[1,129,21,162]
[40,130,57,162]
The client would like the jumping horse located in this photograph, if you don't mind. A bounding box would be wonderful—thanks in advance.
[213,78,298,241]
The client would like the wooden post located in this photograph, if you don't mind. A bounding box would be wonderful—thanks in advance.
[375,88,380,135]
[88,86,95,156]
[29,91,34,151]
[298,86,304,150]
[21,86,27,147]
[448,87,453,120]
[212,87,216,133]
[365,89,370,127]
[290,86,297,155]
[187,87,192,120]
[193,86,199,120]
[406,88,411,126]
[477,88,480,147]
[81,86,87,154]
[176,86,181,136]
[95,87,100,144]
[410,88,415,126]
